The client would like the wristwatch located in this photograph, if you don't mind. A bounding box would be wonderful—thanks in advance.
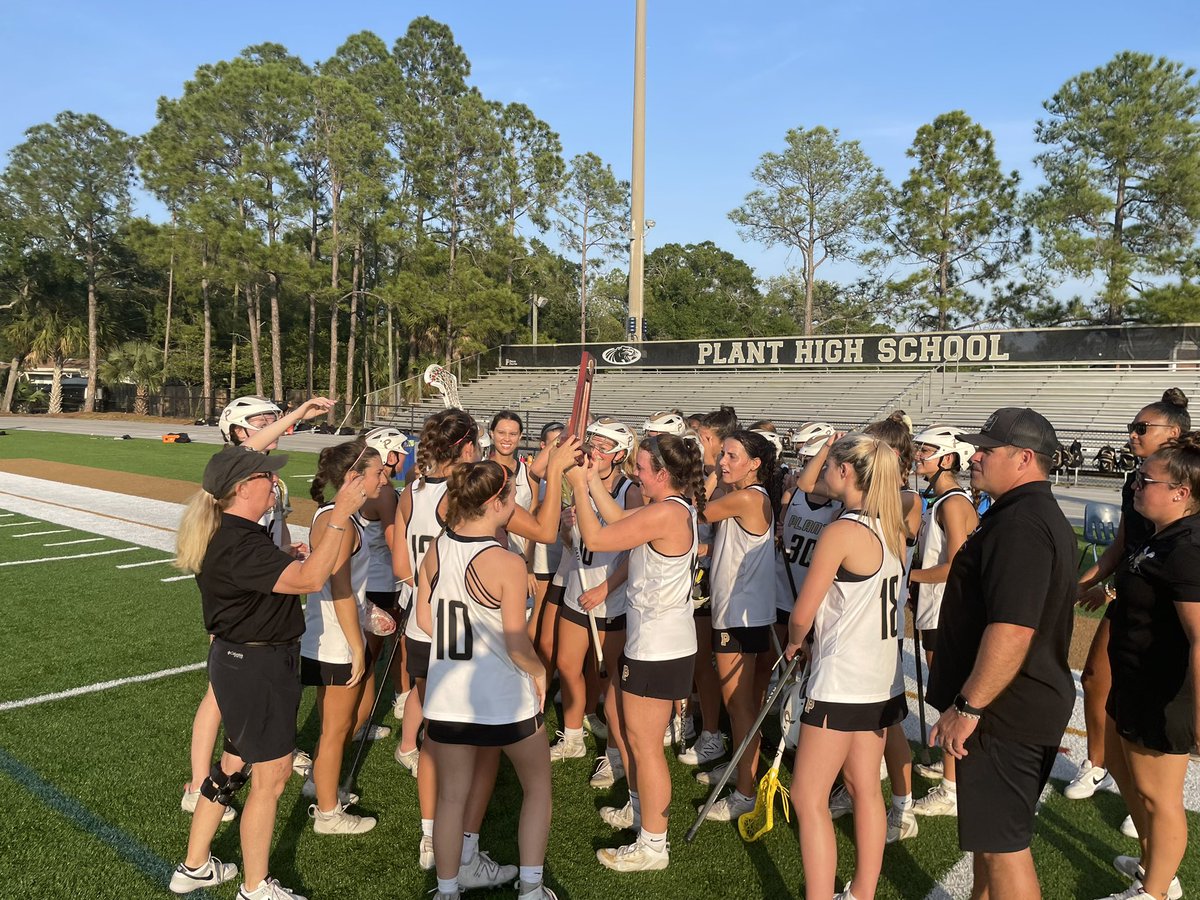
[953,693,984,719]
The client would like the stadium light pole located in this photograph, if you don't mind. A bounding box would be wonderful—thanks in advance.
[627,0,647,343]
[530,295,549,345]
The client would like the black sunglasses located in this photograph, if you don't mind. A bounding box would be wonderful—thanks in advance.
[1132,469,1180,490]
[1128,421,1172,436]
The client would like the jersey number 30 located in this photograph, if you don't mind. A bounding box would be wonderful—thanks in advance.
[435,598,473,660]
[879,574,899,640]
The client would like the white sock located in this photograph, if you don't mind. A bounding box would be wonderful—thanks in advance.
[564,726,584,743]
[639,827,667,852]
[461,831,479,864]
[421,817,435,838]
[437,877,459,895]
[397,689,410,704]
[732,789,753,803]
[518,865,543,886]
[629,790,641,816]
[942,779,956,793]
[892,793,912,812]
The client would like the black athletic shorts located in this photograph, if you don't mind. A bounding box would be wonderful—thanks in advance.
[799,694,908,732]
[956,730,1057,853]
[405,635,431,680]
[426,714,545,747]
[919,628,938,654]
[366,590,400,612]
[1107,685,1196,755]
[300,647,375,687]
[619,652,695,701]
[208,638,301,764]
[775,608,791,627]
[713,624,771,654]
[559,602,627,632]
[545,584,564,606]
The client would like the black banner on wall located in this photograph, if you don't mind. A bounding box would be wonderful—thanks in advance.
[502,325,1200,370]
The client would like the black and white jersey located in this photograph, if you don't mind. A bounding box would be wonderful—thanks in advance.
[423,532,539,725]
[508,460,534,555]
[301,506,368,664]
[775,491,841,613]
[531,477,564,576]
[625,496,698,662]
[363,487,401,593]
[808,511,905,704]
[913,488,970,631]
[404,477,448,644]
[710,484,776,629]
[564,476,634,619]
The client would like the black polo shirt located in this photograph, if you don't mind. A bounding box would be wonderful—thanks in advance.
[197,513,301,644]
[1107,513,1200,699]
[1121,470,1154,549]
[928,481,1077,745]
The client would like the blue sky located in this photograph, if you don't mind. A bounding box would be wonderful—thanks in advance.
[3,0,1198,287]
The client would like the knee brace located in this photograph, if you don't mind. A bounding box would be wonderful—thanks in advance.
[199,764,250,807]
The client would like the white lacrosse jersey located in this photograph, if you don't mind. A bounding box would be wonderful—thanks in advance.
[563,476,634,619]
[301,506,368,664]
[625,496,698,662]
[776,492,841,613]
[710,484,776,629]
[363,488,401,593]
[913,488,971,632]
[404,476,449,644]
[507,460,534,555]
[531,477,564,576]
[807,511,905,705]
[423,531,540,725]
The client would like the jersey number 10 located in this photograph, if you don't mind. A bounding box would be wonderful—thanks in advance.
[435,598,474,660]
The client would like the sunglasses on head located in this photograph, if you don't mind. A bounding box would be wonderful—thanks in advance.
[1128,421,1172,436]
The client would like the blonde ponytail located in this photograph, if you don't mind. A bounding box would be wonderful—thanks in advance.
[174,489,229,573]
[830,434,907,561]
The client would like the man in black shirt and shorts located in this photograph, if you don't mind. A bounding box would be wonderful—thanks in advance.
[928,408,1077,900]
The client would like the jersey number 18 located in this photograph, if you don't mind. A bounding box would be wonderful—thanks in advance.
[879,574,899,640]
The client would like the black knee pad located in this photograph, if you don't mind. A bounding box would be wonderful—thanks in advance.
[199,764,250,807]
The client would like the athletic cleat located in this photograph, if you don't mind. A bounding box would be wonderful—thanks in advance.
[1064,759,1114,799]
[913,757,944,780]
[458,850,518,889]
[704,791,756,821]
[912,783,957,817]
[583,712,608,741]
[169,855,239,894]
[678,731,726,766]
[599,799,641,831]
[1094,888,1153,900]
[694,761,731,786]
[548,733,587,761]
[181,785,236,822]
[395,745,420,776]
[309,802,376,835]
[835,890,860,900]
[829,784,853,819]
[1120,815,1139,839]
[418,834,435,870]
[590,754,625,789]
[433,893,461,900]
[392,690,409,721]
[236,876,307,900]
[886,807,918,843]
[517,883,559,900]
[291,749,313,779]
[597,836,669,872]
[352,723,392,742]
[299,778,359,807]
[1113,856,1183,900]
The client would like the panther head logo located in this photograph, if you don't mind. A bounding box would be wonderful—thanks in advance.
[601,345,643,366]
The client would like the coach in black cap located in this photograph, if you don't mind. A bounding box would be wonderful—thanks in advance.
[927,408,1077,900]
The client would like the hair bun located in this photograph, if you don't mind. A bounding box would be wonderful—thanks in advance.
[1162,388,1188,409]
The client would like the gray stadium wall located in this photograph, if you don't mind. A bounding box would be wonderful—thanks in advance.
[502,324,1200,370]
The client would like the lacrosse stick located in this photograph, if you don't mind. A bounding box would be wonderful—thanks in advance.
[913,625,932,767]
[423,363,463,410]
[563,352,604,675]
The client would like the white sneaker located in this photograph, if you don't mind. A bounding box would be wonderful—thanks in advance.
[548,732,587,761]
[829,784,853,819]
[913,758,944,780]
[352,723,392,742]
[299,778,359,807]
[1120,814,1139,838]
[237,877,307,900]
[596,836,669,871]
[458,850,518,889]
[1094,887,1154,900]
[1113,856,1183,900]
[583,712,608,741]
[518,883,559,900]
[694,761,731,786]
[309,802,376,834]
[169,855,238,894]
[704,791,756,821]
[180,786,237,822]
[599,799,641,831]
[663,712,691,746]
[418,834,435,870]
[835,891,860,900]
[590,754,625,789]
[1064,759,1115,799]
[678,731,725,766]
[886,807,918,843]
[392,690,409,721]
[395,745,420,776]
[912,783,957,817]
[291,749,313,779]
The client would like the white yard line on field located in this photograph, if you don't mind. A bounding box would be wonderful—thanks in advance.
[0,662,206,712]
[44,538,105,547]
[0,521,37,528]
[159,575,192,583]
[115,558,175,569]
[0,547,138,567]
[13,529,70,538]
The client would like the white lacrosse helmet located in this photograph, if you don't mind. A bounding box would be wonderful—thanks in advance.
[912,425,976,474]
[587,417,635,453]
[364,427,409,462]
[752,429,784,456]
[680,430,704,456]
[643,410,686,436]
[479,431,493,452]
[791,422,836,457]
[219,395,282,444]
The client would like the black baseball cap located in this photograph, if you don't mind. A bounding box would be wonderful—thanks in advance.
[961,408,1059,458]
[202,445,288,496]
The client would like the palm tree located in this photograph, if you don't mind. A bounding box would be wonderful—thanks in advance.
[8,309,87,414]
[100,340,164,416]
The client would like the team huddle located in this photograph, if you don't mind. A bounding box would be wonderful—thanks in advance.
[167,389,1200,900]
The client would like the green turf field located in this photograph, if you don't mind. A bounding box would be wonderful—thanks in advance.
[0,501,1195,897]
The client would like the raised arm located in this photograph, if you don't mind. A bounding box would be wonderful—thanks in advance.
[242,396,335,451]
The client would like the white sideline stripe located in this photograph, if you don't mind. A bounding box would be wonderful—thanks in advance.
[0,547,138,567]
[922,852,973,900]
[160,575,192,583]
[0,661,206,712]
[0,512,13,517]
[0,521,37,528]
[44,538,105,547]
[13,529,70,538]
[116,558,174,569]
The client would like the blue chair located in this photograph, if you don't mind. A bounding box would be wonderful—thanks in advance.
[1079,501,1120,568]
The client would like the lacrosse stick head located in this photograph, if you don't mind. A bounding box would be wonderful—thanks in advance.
[424,364,463,410]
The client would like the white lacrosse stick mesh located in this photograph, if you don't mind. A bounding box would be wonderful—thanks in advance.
[423,363,463,410]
